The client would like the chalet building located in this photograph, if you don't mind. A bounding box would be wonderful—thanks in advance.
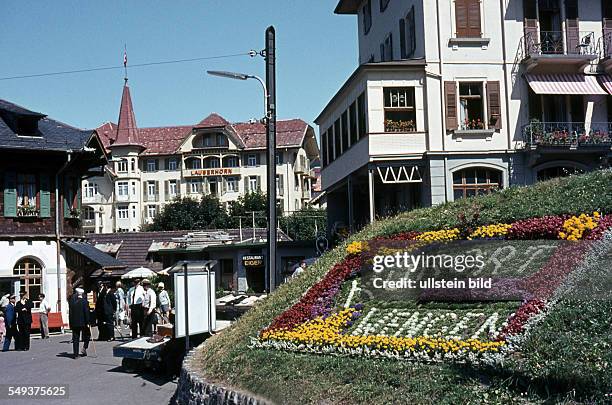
[82,80,320,233]
[0,99,114,322]
[317,0,612,232]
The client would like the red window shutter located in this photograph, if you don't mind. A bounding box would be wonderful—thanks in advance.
[444,81,458,131]
[467,0,481,37]
[486,81,502,130]
[455,0,469,38]
[566,19,580,54]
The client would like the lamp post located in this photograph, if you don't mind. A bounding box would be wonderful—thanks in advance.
[206,25,277,293]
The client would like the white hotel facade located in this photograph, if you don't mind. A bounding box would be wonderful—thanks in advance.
[317,0,612,231]
[82,82,319,233]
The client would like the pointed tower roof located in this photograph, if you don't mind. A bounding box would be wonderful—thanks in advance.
[109,83,144,149]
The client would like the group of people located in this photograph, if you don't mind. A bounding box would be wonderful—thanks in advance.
[0,279,172,359]
[0,292,41,352]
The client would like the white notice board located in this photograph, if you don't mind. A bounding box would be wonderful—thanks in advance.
[173,272,216,338]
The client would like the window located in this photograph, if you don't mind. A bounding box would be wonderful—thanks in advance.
[186,157,201,170]
[117,205,129,219]
[276,174,284,196]
[17,174,37,207]
[82,206,95,220]
[146,159,157,172]
[248,176,259,192]
[208,177,218,195]
[334,119,341,157]
[459,82,484,130]
[117,181,129,197]
[341,111,349,151]
[13,258,42,309]
[131,181,136,196]
[327,126,335,164]
[384,87,416,132]
[358,92,367,139]
[216,133,228,147]
[132,205,136,218]
[130,159,135,172]
[204,157,220,168]
[294,174,300,191]
[275,152,283,165]
[224,156,238,167]
[349,102,358,146]
[380,33,393,61]
[399,18,406,59]
[537,166,583,181]
[363,0,372,34]
[168,180,178,197]
[405,6,416,57]
[453,168,502,199]
[247,154,258,167]
[116,160,128,173]
[147,205,157,219]
[455,0,481,38]
[83,182,99,198]
[226,177,238,193]
[380,0,390,12]
[167,158,178,171]
[146,181,157,201]
[189,179,201,194]
[321,132,328,167]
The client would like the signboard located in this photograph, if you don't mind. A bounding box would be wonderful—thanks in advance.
[242,254,264,267]
[173,272,216,337]
[189,168,235,177]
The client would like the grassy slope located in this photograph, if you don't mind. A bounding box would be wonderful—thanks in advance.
[194,170,612,404]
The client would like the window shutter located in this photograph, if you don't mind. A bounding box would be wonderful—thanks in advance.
[486,81,502,130]
[63,177,70,218]
[164,158,170,170]
[221,178,226,194]
[3,171,17,217]
[255,153,261,165]
[444,81,458,130]
[244,177,249,193]
[566,19,580,54]
[455,0,469,37]
[39,174,51,218]
[279,174,284,196]
[76,180,82,211]
[256,176,261,191]
[467,0,481,37]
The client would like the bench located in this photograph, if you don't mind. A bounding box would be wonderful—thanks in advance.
[31,312,65,334]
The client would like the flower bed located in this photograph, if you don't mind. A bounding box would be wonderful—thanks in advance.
[253,212,611,364]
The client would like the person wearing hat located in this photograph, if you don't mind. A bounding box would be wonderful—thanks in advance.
[157,282,170,323]
[141,279,157,337]
[1,295,16,352]
[15,292,33,351]
[69,288,90,358]
[102,283,117,341]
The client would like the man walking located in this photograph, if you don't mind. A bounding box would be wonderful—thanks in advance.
[69,288,90,359]
[15,292,33,351]
[128,279,144,338]
[103,284,117,341]
[38,293,51,339]
[157,282,171,323]
[141,279,157,337]
[95,282,107,341]
[114,281,126,326]
[2,295,16,351]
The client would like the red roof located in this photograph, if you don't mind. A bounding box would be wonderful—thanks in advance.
[110,85,143,148]
[96,113,310,155]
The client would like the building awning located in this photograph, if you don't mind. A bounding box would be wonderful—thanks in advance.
[525,73,607,95]
[597,74,612,95]
[63,241,126,270]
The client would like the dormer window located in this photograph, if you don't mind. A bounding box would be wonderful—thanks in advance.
[17,117,40,136]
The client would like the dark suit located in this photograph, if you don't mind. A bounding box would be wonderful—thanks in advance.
[15,299,32,350]
[69,295,90,357]
[103,290,117,340]
[2,303,16,351]
[95,288,107,340]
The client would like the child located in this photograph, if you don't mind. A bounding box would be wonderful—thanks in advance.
[0,310,5,345]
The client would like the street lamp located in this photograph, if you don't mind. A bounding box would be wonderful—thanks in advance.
[206,26,277,293]
[206,70,268,119]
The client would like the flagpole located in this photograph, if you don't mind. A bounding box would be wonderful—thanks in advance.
[123,44,128,83]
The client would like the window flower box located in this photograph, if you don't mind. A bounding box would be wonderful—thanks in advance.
[384,119,416,133]
[17,205,39,218]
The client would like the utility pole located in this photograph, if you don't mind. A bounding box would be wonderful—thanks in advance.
[265,26,277,293]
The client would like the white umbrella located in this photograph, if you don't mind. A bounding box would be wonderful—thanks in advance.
[121,266,155,280]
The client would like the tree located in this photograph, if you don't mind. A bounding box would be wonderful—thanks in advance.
[227,191,269,228]
[146,194,229,231]
[279,206,327,240]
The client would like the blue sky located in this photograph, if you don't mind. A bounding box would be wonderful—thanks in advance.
[0,1,356,134]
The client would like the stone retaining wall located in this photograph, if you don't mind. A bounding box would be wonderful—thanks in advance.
[175,350,270,405]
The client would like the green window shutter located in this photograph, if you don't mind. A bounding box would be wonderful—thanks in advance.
[39,174,51,218]
[63,176,70,218]
[76,178,82,211]
[3,171,17,217]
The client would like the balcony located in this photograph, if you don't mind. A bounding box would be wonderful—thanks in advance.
[165,193,180,201]
[82,194,105,204]
[82,218,95,228]
[144,194,159,202]
[302,189,311,199]
[522,121,612,150]
[598,32,612,72]
[294,159,309,174]
[522,31,597,73]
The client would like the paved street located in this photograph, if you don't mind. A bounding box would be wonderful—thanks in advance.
[0,328,177,405]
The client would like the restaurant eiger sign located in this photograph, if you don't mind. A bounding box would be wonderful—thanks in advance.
[189,168,235,177]
[242,255,264,267]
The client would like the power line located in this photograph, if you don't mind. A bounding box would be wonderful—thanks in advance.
[0,51,252,81]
